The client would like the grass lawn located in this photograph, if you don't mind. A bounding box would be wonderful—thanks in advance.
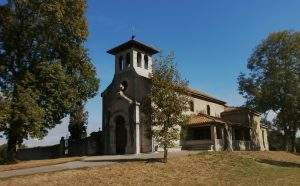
[0,151,299,185]
[0,157,82,172]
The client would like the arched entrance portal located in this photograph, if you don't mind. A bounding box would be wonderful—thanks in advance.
[115,116,127,154]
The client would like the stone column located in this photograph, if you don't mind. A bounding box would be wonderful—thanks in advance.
[210,125,217,151]
[221,127,225,149]
[134,102,140,154]
[225,125,233,151]
[221,127,225,140]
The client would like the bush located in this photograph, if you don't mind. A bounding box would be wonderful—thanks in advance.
[0,144,7,163]
[296,137,300,153]
[268,130,285,151]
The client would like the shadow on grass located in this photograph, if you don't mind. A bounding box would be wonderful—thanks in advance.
[83,157,166,164]
[257,159,300,168]
[113,158,165,164]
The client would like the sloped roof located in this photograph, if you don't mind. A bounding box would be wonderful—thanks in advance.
[186,87,226,105]
[223,106,261,116]
[186,113,226,126]
[107,39,159,55]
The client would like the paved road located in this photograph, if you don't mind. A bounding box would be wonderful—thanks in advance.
[0,150,201,179]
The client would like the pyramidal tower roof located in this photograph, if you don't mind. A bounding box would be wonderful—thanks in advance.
[107,39,159,55]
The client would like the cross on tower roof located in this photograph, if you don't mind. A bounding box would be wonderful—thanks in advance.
[131,26,136,40]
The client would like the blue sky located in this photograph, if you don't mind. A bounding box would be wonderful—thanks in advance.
[1,0,300,146]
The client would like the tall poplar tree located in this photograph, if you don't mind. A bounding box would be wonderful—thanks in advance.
[143,54,189,163]
[0,0,99,161]
[68,104,88,141]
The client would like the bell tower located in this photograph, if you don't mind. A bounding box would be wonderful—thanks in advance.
[102,39,159,155]
[107,38,159,78]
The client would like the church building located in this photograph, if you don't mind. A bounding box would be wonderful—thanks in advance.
[101,39,269,155]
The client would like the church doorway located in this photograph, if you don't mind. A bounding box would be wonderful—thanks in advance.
[115,115,127,154]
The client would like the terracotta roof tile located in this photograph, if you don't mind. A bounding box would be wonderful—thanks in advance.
[186,113,226,126]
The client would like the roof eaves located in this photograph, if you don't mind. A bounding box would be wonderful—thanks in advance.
[187,87,226,105]
[107,39,159,55]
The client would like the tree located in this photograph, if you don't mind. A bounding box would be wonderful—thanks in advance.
[0,94,10,133]
[142,54,189,163]
[0,0,99,161]
[261,115,285,151]
[238,31,300,152]
[268,129,285,151]
[68,104,88,141]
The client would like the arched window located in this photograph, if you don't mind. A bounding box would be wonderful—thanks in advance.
[206,105,211,115]
[144,55,148,69]
[189,101,194,112]
[137,53,141,67]
[118,56,123,71]
[126,53,130,68]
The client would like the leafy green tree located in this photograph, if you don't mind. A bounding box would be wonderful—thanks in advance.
[68,104,88,141]
[142,54,189,163]
[0,0,99,161]
[0,95,10,133]
[238,31,300,152]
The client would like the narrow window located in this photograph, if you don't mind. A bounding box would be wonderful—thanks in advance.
[137,53,141,67]
[206,105,211,115]
[126,53,130,68]
[144,55,148,69]
[189,101,194,112]
[119,56,123,71]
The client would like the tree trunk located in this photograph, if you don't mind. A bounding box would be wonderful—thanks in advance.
[6,86,20,163]
[290,130,296,153]
[283,128,289,152]
[163,145,168,163]
[6,129,18,162]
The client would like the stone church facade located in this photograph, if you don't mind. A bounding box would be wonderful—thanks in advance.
[101,39,269,155]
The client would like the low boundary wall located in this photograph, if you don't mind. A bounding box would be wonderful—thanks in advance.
[16,131,103,160]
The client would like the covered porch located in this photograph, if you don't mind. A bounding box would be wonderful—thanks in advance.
[231,125,251,150]
[181,113,226,151]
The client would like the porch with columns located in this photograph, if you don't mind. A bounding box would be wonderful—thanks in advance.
[181,113,227,151]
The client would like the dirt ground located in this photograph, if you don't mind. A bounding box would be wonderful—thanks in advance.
[0,151,299,186]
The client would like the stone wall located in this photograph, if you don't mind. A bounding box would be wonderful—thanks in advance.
[16,131,103,160]
[16,144,62,160]
[186,97,225,118]
[66,132,103,156]
[221,111,249,126]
